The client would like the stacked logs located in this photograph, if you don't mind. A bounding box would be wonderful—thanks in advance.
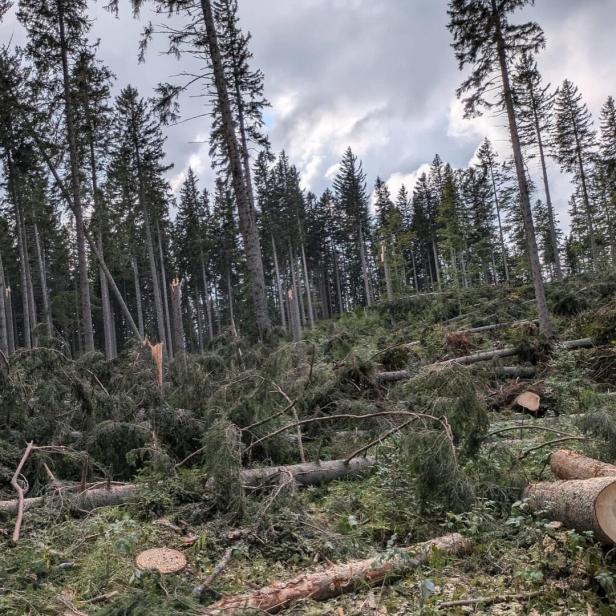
[525,450,616,544]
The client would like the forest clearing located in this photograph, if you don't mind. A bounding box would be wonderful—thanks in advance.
[2,0,616,613]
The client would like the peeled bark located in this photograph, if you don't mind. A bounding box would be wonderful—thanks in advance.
[550,450,616,481]
[525,477,616,544]
[201,533,471,615]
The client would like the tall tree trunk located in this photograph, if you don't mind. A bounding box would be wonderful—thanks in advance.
[271,236,286,331]
[5,283,15,354]
[200,251,214,341]
[492,0,551,336]
[382,243,394,302]
[0,250,7,354]
[130,119,167,351]
[301,243,315,328]
[14,201,31,349]
[195,292,205,351]
[488,162,510,283]
[32,223,52,336]
[289,242,304,331]
[358,226,372,306]
[333,248,344,315]
[431,237,441,291]
[131,255,145,338]
[530,90,563,279]
[23,222,38,347]
[57,0,94,352]
[226,268,238,337]
[170,278,185,355]
[575,143,598,267]
[156,222,174,359]
[200,0,271,337]
[410,249,419,293]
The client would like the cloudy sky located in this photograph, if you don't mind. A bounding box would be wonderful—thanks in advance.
[2,0,615,229]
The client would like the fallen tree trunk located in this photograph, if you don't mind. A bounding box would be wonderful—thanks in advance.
[550,450,616,480]
[0,458,375,516]
[456,319,538,336]
[525,477,616,544]
[377,364,536,384]
[200,533,471,615]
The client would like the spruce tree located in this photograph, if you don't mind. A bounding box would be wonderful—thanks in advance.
[552,79,599,267]
[448,0,552,335]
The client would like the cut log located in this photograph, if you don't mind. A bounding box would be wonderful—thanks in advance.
[135,548,187,574]
[550,450,616,480]
[200,533,471,615]
[525,477,616,544]
[515,391,541,413]
[0,458,375,516]
[561,337,593,350]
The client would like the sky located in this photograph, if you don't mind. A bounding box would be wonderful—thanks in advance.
[2,0,615,230]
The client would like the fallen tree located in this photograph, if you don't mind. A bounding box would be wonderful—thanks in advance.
[525,476,616,544]
[200,533,472,615]
[0,458,375,516]
[456,319,538,336]
[550,450,616,480]
[377,338,592,383]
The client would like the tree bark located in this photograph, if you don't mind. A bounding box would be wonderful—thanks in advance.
[301,243,314,328]
[5,285,15,354]
[0,250,7,354]
[525,477,616,544]
[201,533,471,615]
[200,0,271,337]
[200,251,214,341]
[492,0,551,336]
[157,221,174,358]
[271,236,286,331]
[170,278,185,354]
[131,255,145,338]
[57,0,94,352]
[550,450,616,481]
[488,160,510,284]
[32,222,52,336]
[359,226,373,306]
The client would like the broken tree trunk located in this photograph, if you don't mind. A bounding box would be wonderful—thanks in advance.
[550,450,616,480]
[0,458,375,516]
[200,533,471,615]
[524,477,616,544]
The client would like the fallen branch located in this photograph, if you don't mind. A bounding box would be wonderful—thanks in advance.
[437,590,544,609]
[10,441,35,542]
[203,546,236,587]
[525,476,616,544]
[550,449,616,480]
[518,436,589,459]
[200,533,471,614]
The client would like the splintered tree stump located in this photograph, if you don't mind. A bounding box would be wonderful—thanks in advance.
[550,450,616,480]
[515,391,541,413]
[200,533,471,614]
[136,548,187,574]
[525,477,616,544]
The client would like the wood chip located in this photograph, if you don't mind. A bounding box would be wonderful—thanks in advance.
[135,548,187,574]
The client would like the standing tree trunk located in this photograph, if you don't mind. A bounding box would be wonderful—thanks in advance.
[200,0,271,337]
[382,243,394,302]
[130,117,167,352]
[170,278,185,355]
[32,223,52,336]
[333,248,344,315]
[530,88,563,279]
[57,0,94,353]
[492,0,551,336]
[488,161,510,284]
[5,285,15,354]
[0,250,7,354]
[131,255,145,339]
[358,226,373,306]
[300,243,314,328]
[271,236,286,332]
[200,251,214,341]
[156,222,174,359]
[289,245,303,337]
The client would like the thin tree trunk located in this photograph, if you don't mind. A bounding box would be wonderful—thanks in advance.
[358,226,373,306]
[57,0,94,352]
[156,222,173,358]
[13,199,31,349]
[488,162,510,283]
[130,118,167,351]
[300,243,314,328]
[288,246,303,340]
[0,250,7,354]
[530,91,563,279]
[5,285,15,354]
[32,223,52,336]
[410,249,419,293]
[492,0,551,336]
[195,292,205,351]
[271,236,286,331]
[170,278,185,354]
[382,243,394,302]
[131,255,145,338]
[290,244,306,326]
[200,251,214,341]
[200,0,271,337]
[226,268,238,337]
[22,222,38,347]
[431,237,441,291]
[333,248,343,315]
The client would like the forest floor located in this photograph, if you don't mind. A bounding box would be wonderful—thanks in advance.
[3,275,616,615]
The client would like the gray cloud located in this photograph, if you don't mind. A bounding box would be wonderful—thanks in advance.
[2,0,615,231]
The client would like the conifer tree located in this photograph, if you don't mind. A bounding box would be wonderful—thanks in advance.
[448,0,552,335]
[333,148,373,307]
[552,79,599,267]
[513,53,562,278]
